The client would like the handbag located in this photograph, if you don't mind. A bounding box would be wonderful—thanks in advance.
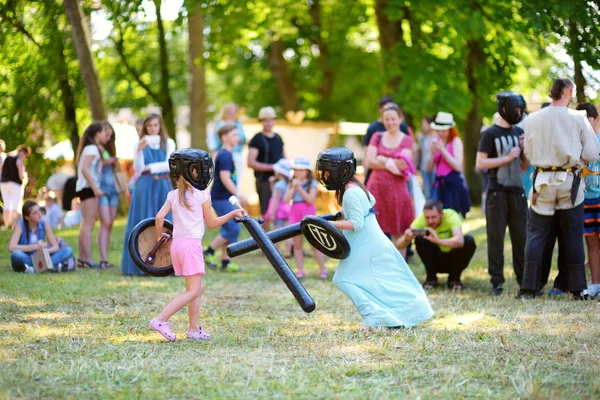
[32,248,53,273]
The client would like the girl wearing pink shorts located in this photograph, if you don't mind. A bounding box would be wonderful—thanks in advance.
[150,174,245,342]
[283,156,327,279]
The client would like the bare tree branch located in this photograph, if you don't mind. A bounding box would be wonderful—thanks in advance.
[111,24,159,103]
[0,7,42,48]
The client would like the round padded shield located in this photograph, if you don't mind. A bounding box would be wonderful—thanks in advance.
[128,218,174,277]
[300,216,350,260]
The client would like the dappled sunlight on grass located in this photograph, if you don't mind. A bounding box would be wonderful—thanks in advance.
[0,297,49,308]
[22,312,70,320]
[2,214,600,398]
[106,278,169,289]
[431,312,501,331]
[2,321,98,339]
[462,217,487,234]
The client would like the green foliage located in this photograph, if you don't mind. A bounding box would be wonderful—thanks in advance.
[202,0,383,121]
[97,0,189,111]
[0,0,84,149]
[2,0,598,162]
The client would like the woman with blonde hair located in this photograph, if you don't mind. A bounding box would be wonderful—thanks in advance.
[120,114,176,275]
[366,104,415,253]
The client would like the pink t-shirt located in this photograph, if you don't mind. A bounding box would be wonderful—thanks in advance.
[167,188,211,239]
[434,139,456,177]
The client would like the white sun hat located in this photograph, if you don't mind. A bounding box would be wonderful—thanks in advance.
[430,112,456,130]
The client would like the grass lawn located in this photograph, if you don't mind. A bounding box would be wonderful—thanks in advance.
[0,209,599,399]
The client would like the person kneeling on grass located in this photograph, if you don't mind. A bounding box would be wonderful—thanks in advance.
[204,124,245,272]
[396,200,476,290]
[8,200,74,273]
[317,147,433,329]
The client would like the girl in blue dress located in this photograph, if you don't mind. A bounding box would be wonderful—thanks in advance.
[121,114,176,275]
[316,147,434,328]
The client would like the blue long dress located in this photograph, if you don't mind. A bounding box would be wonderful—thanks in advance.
[333,186,434,328]
[120,145,173,275]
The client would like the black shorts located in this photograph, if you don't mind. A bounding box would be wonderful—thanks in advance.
[76,187,95,201]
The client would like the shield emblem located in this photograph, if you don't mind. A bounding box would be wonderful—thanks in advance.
[300,216,350,260]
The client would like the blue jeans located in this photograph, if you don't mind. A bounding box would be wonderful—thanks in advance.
[421,171,437,199]
[11,247,74,272]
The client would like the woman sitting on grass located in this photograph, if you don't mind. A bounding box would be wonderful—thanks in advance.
[8,200,74,273]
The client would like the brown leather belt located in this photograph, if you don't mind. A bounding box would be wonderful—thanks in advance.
[535,166,573,173]
[531,166,580,206]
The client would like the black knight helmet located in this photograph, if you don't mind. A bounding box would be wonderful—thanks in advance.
[316,147,356,191]
[168,148,213,190]
[496,91,527,125]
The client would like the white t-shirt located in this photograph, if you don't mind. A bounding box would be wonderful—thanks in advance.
[76,145,102,192]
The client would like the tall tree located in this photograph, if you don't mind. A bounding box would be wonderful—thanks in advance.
[268,37,300,113]
[64,0,106,120]
[0,0,83,152]
[373,0,404,94]
[521,0,600,101]
[187,1,207,148]
[105,0,179,137]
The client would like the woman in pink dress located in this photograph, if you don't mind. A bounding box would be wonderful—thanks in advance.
[366,103,415,256]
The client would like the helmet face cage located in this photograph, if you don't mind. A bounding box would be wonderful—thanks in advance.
[497,92,527,125]
[316,156,356,191]
[169,148,214,190]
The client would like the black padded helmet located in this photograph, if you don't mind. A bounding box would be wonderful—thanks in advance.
[496,91,527,125]
[316,147,357,191]
[168,148,213,191]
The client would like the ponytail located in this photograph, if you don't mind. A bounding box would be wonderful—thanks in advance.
[177,175,193,210]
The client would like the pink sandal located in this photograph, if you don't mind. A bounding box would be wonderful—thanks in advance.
[149,319,176,342]
[187,326,211,340]
[320,270,329,279]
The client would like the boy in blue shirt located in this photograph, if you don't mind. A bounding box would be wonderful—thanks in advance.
[205,124,243,272]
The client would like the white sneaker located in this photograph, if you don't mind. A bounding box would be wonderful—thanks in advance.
[24,264,34,274]
[587,284,600,298]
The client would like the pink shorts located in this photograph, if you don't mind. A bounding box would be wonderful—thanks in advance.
[288,202,316,224]
[170,238,206,276]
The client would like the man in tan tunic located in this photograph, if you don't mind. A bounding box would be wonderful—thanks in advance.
[521,78,600,298]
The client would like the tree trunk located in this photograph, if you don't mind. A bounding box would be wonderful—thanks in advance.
[63,0,106,120]
[268,38,299,112]
[154,0,177,138]
[573,56,586,103]
[464,39,484,205]
[569,20,587,103]
[308,0,333,100]
[56,39,79,153]
[188,3,207,149]
[374,0,403,94]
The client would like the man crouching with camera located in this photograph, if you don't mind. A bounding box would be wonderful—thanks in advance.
[396,200,476,290]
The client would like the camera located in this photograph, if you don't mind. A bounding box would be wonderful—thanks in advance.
[412,228,429,237]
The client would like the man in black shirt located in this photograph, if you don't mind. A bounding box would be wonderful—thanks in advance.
[476,91,527,296]
[363,96,410,184]
[247,106,285,215]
